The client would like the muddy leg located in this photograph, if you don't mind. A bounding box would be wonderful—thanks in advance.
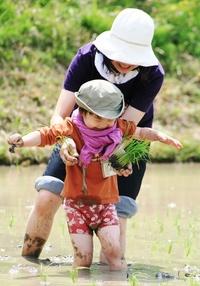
[70,234,93,268]
[118,217,127,261]
[22,190,62,258]
[99,217,127,264]
[98,225,127,271]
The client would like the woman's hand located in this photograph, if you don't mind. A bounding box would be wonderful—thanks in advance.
[136,127,183,149]
[156,132,183,149]
[60,137,79,166]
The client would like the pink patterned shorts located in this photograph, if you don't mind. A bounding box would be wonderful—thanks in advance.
[64,199,119,235]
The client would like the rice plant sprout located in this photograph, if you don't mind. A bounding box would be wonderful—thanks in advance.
[39,264,49,285]
[56,136,79,157]
[109,137,150,170]
[56,135,149,171]
[8,214,16,229]
[128,274,139,286]
[69,268,78,284]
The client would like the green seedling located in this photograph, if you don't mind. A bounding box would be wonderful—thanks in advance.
[184,239,192,257]
[88,282,97,286]
[56,136,79,157]
[109,138,149,170]
[167,240,173,254]
[188,277,200,286]
[157,219,164,233]
[128,274,139,286]
[174,215,181,235]
[39,264,49,285]
[151,240,159,254]
[189,222,197,238]
[69,268,78,284]
[8,214,16,228]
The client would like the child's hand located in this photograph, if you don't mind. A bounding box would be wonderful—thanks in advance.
[156,132,183,149]
[115,163,133,177]
[8,133,24,153]
[8,133,24,146]
[60,137,79,166]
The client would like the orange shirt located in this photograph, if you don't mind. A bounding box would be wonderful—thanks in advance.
[39,118,136,205]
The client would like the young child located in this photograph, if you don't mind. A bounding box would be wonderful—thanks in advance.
[8,79,182,270]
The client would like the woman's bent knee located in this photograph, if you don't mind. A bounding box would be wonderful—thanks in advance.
[35,175,64,195]
[115,196,138,218]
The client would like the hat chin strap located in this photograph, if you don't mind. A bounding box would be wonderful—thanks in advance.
[94,52,139,84]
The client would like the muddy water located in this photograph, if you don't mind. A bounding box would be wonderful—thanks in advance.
[0,163,200,286]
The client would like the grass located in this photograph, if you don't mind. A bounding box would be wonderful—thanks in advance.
[69,268,78,284]
[128,274,139,286]
[109,138,149,170]
[1,1,200,165]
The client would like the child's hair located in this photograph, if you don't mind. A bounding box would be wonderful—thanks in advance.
[78,107,89,115]
[78,107,104,120]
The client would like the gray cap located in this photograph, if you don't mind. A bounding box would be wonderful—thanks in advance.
[75,79,125,119]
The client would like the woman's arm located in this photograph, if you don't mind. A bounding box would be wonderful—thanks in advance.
[50,89,76,126]
[121,105,145,125]
[134,127,182,149]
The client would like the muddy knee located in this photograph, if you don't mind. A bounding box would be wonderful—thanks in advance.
[22,233,46,258]
[72,244,93,267]
[73,250,93,267]
[103,243,121,261]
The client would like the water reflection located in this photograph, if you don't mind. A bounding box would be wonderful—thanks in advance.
[0,163,200,285]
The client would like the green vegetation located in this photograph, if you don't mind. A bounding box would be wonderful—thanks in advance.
[1,0,200,165]
[109,139,149,170]
[69,268,78,284]
[128,274,139,286]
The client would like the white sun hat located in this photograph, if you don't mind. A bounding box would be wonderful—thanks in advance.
[93,8,158,67]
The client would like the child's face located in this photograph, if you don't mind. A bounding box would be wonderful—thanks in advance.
[111,60,138,74]
[83,112,116,130]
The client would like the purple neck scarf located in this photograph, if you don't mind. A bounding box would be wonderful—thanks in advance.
[72,109,122,167]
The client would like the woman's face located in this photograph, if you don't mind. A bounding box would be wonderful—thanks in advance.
[83,112,115,130]
[111,60,138,74]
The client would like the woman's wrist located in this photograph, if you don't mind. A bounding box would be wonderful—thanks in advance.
[50,115,64,126]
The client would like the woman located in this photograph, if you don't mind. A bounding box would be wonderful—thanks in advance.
[22,8,164,261]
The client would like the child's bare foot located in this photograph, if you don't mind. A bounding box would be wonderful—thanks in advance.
[109,258,127,271]
[99,251,108,265]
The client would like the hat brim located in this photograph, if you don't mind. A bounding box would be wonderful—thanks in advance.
[93,31,158,67]
[75,92,124,120]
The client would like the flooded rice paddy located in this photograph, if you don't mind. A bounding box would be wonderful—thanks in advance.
[0,163,200,286]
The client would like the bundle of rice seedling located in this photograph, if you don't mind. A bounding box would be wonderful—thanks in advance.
[109,137,149,170]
